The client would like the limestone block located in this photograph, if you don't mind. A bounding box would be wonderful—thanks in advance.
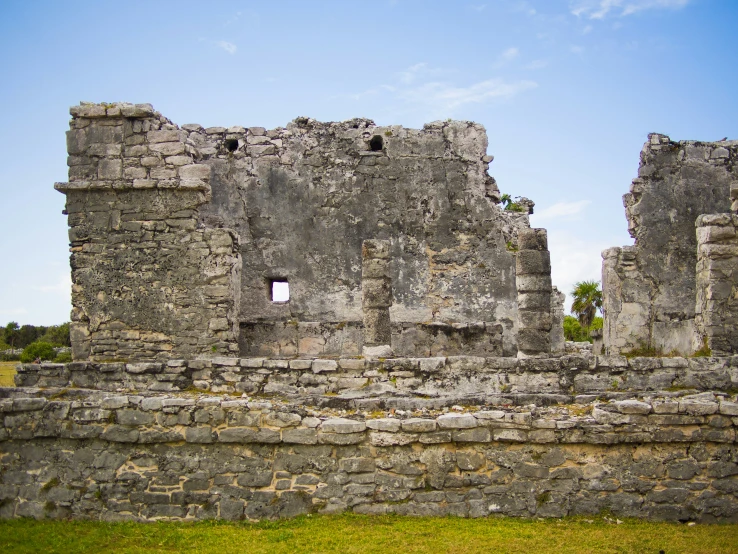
[517,292,552,311]
[516,250,551,275]
[363,309,391,345]
[362,278,392,308]
[516,275,553,293]
[98,159,122,180]
[518,228,548,250]
[518,310,552,330]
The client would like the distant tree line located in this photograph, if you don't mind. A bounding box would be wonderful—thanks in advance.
[0,322,71,350]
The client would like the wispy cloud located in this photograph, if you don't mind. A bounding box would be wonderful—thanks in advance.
[524,59,548,70]
[0,307,28,319]
[570,0,690,19]
[216,40,237,54]
[397,63,448,85]
[35,274,72,294]
[532,200,591,222]
[490,47,520,69]
[397,78,538,112]
[347,63,537,119]
[469,4,487,12]
[511,1,537,16]
[499,47,520,64]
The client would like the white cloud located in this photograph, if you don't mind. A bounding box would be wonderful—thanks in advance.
[492,47,520,68]
[216,40,237,54]
[0,308,28,319]
[570,0,689,19]
[347,63,537,118]
[469,4,487,12]
[524,59,548,70]
[511,1,537,16]
[532,200,591,222]
[500,47,519,62]
[396,62,445,87]
[35,273,72,294]
[397,78,538,112]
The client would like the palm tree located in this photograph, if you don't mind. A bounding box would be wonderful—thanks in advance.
[571,281,602,331]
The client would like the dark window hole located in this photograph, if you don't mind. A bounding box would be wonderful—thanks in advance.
[270,280,289,302]
[225,139,239,152]
[369,135,384,151]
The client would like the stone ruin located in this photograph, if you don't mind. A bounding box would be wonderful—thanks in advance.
[56,102,567,362]
[0,103,736,523]
[602,134,738,357]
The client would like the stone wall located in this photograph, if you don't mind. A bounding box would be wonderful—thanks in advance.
[695,213,738,355]
[238,321,503,358]
[190,115,530,356]
[602,134,737,355]
[13,355,738,402]
[1,389,736,522]
[59,103,539,359]
[57,103,241,362]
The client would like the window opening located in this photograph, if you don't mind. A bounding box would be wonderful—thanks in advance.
[369,135,384,151]
[271,280,290,302]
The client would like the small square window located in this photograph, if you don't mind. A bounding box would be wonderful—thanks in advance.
[271,280,290,302]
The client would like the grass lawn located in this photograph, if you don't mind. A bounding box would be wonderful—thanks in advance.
[0,361,17,386]
[1,514,736,554]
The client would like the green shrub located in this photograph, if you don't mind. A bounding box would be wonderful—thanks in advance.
[20,342,57,363]
[563,315,602,343]
[53,351,72,363]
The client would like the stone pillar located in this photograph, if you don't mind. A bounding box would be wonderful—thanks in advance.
[515,229,552,357]
[601,246,651,355]
[550,286,565,356]
[695,211,738,356]
[362,239,393,357]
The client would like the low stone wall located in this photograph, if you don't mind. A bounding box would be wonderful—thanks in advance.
[11,356,738,403]
[0,390,736,522]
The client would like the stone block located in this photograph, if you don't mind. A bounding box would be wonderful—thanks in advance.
[437,413,477,429]
[517,292,552,311]
[401,418,437,432]
[362,240,390,259]
[518,228,548,250]
[312,360,338,373]
[366,418,401,432]
[362,278,392,308]
[363,308,391,346]
[516,250,551,275]
[321,418,366,434]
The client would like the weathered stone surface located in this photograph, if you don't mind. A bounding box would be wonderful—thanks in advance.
[603,134,737,356]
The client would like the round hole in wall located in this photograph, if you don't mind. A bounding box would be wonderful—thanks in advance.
[369,135,384,152]
[225,139,239,152]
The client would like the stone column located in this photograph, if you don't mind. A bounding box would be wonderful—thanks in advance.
[695,210,738,356]
[362,239,393,357]
[550,286,566,356]
[515,229,552,358]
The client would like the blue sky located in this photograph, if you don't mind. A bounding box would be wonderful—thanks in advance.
[0,0,736,325]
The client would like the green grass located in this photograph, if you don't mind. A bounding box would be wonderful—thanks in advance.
[0,514,736,553]
[0,361,17,386]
